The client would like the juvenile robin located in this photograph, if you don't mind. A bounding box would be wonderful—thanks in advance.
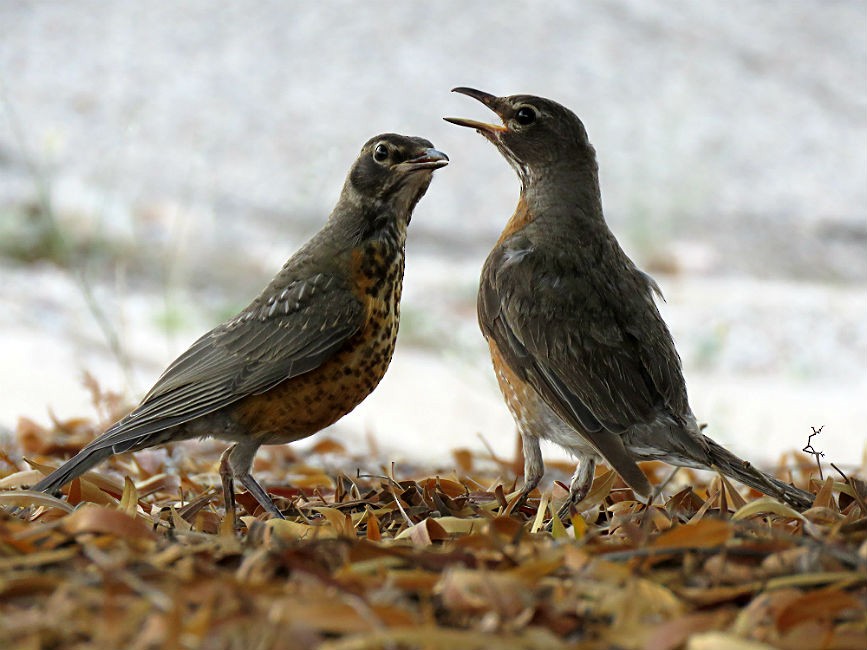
[445,88,813,516]
[31,133,448,519]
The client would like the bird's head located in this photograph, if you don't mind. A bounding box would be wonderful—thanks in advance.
[346,133,449,220]
[444,88,594,185]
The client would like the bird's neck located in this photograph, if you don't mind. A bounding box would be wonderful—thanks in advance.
[329,193,409,254]
[361,204,409,252]
[518,159,610,240]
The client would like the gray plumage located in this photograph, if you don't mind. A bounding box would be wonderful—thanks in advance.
[446,88,812,513]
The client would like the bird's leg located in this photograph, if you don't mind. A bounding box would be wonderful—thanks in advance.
[511,433,544,512]
[219,445,238,526]
[222,441,285,520]
[555,456,596,523]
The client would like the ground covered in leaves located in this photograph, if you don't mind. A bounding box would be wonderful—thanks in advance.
[1,402,865,650]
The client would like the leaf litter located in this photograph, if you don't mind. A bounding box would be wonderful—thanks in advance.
[0,402,865,650]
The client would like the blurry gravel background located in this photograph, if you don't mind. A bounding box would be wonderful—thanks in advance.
[1,2,865,470]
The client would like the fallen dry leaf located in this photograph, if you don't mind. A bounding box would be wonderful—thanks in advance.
[651,518,732,549]
[62,504,156,542]
[0,401,864,649]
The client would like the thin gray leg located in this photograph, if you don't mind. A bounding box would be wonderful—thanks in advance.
[219,445,238,525]
[513,433,544,510]
[222,441,284,519]
[556,455,596,522]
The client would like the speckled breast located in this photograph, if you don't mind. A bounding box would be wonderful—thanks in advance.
[232,241,405,443]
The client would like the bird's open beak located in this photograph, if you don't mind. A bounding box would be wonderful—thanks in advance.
[443,87,509,135]
[402,148,450,171]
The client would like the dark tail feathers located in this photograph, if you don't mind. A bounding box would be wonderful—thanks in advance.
[31,446,115,495]
[704,436,813,511]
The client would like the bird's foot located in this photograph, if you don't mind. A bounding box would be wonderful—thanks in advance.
[546,481,593,532]
[506,486,535,515]
[236,472,285,520]
[220,443,285,521]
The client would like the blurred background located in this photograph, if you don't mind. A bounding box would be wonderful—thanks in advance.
[1,1,865,471]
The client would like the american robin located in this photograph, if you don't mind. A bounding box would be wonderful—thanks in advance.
[445,88,813,516]
[32,133,448,519]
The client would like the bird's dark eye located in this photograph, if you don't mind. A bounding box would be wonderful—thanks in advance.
[515,106,537,126]
[373,143,389,162]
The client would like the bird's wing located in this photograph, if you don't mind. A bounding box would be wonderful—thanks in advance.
[478,242,685,494]
[90,272,364,451]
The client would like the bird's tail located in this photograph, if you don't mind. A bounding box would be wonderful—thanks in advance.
[703,435,814,511]
[31,446,115,495]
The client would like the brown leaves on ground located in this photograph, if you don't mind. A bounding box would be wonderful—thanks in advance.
[0,414,865,650]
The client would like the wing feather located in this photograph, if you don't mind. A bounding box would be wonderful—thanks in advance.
[91,272,364,450]
[478,239,687,496]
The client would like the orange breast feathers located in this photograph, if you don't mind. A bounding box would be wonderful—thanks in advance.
[497,196,534,244]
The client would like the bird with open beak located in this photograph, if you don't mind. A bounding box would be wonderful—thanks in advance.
[445,87,813,519]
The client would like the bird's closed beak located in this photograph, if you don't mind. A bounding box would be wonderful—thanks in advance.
[402,147,450,171]
[444,87,509,135]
